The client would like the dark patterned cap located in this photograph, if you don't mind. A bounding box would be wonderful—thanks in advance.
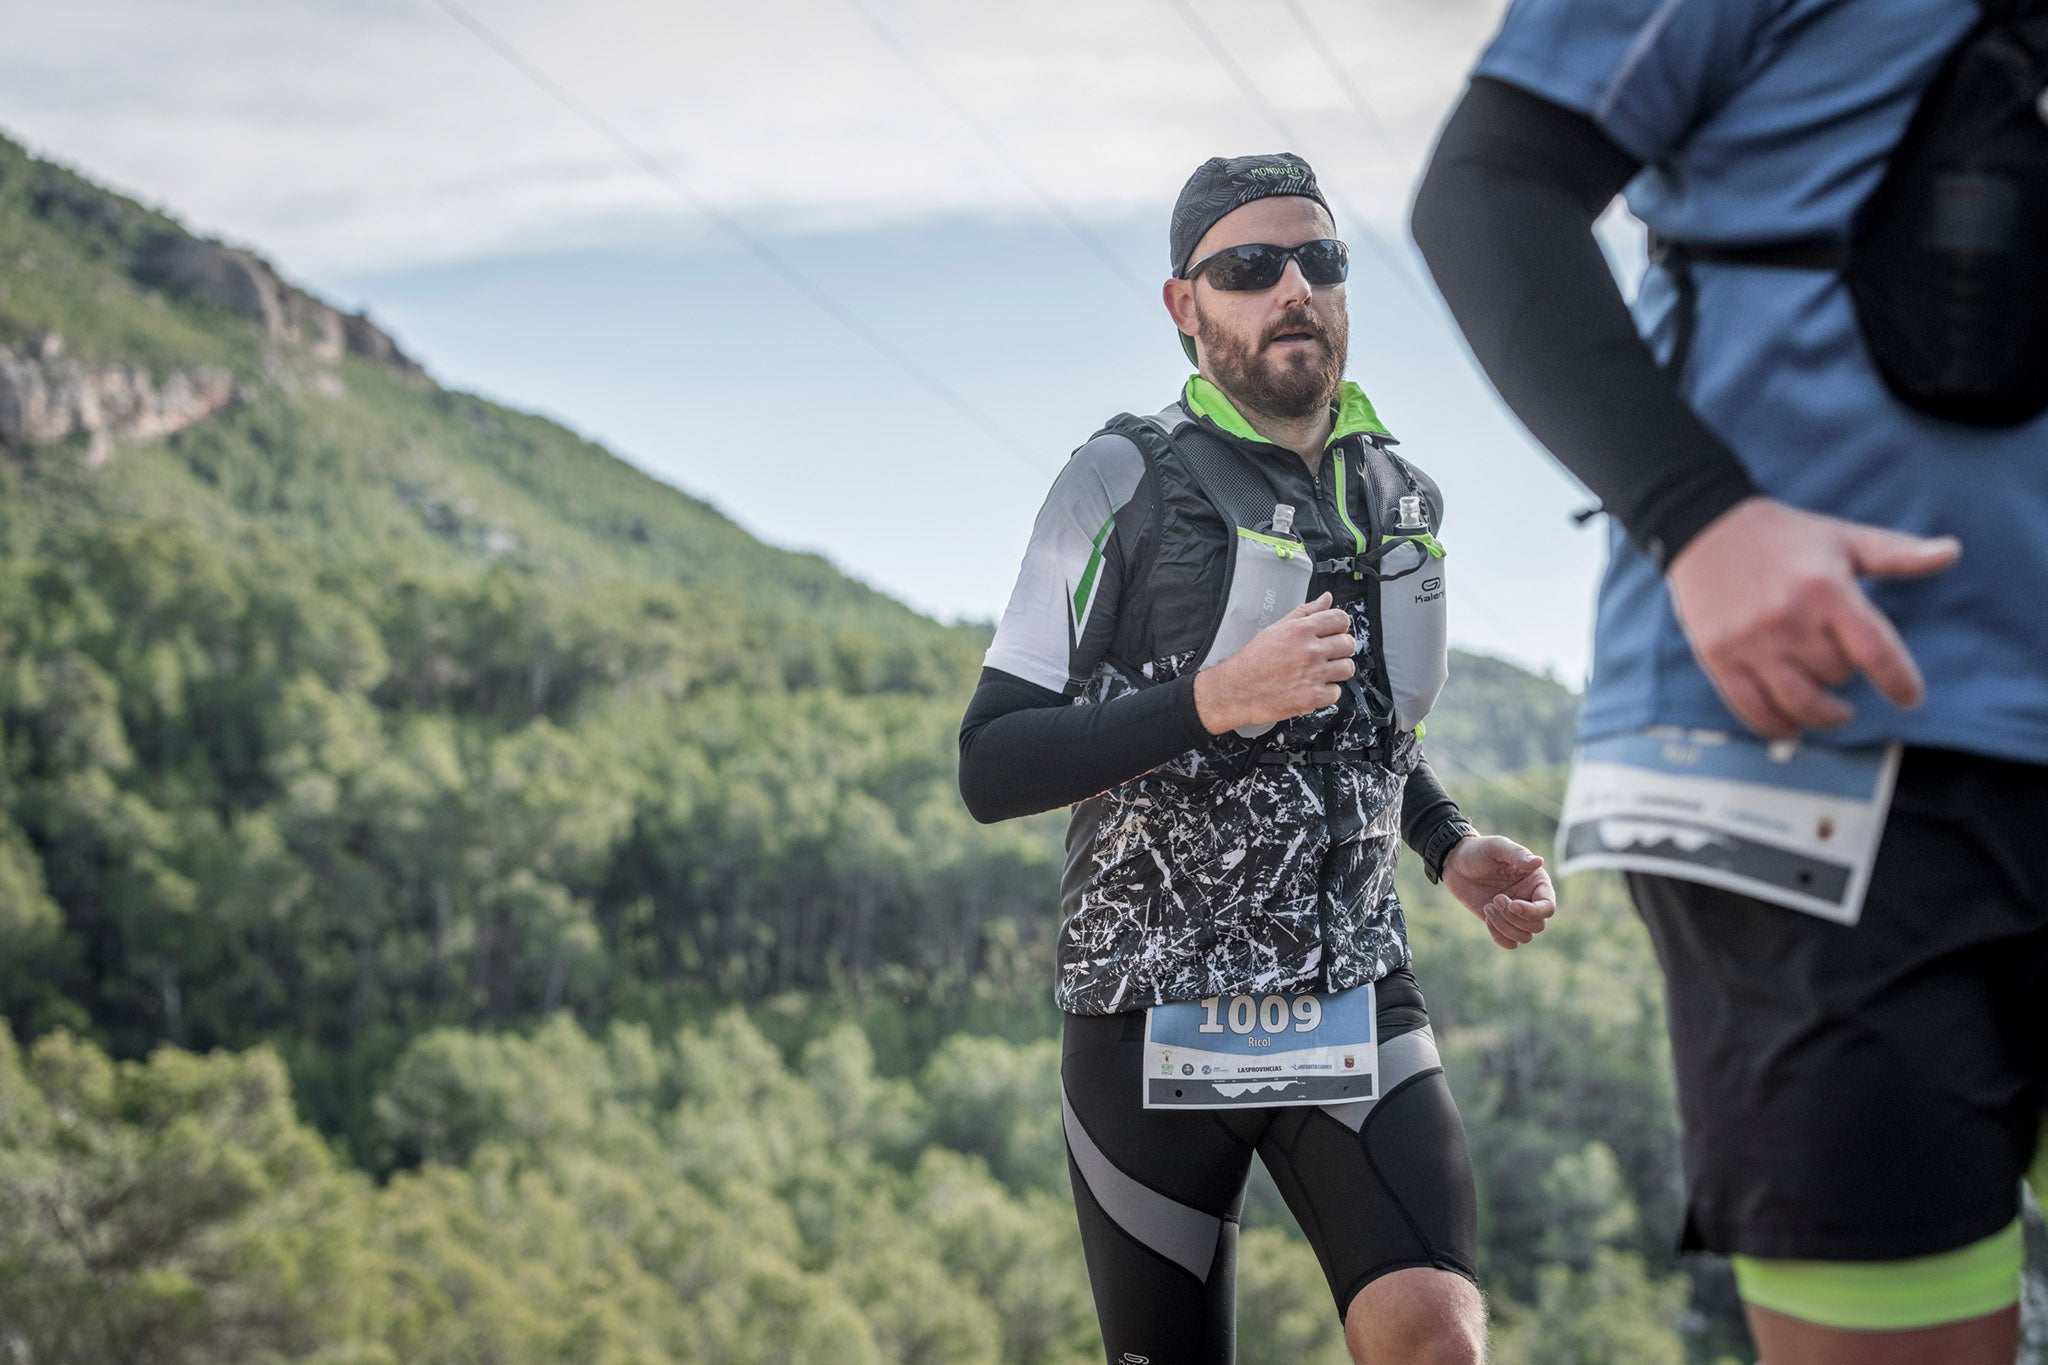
[1169,153,1331,278]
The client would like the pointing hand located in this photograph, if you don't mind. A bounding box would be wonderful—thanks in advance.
[1667,498,1960,739]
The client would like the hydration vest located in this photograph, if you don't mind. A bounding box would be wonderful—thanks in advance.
[1095,405,1448,759]
[1052,396,1450,1016]
[1659,0,2048,425]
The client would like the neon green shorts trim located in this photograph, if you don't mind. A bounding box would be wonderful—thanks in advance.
[1732,1219,2023,1331]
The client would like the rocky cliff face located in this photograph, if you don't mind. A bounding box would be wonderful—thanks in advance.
[132,234,427,385]
[0,138,436,463]
[0,332,236,464]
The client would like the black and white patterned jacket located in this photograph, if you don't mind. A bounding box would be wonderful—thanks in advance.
[983,379,1442,1015]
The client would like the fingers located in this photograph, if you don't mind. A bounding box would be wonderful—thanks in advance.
[1668,500,1950,738]
[1707,598,1923,735]
[1303,607,1354,639]
[1828,596,1926,709]
[1753,660,1854,731]
[1699,604,1862,735]
[1710,664,1803,739]
[1297,611,1356,690]
[1485,894,1556,949]
[1484,901,1534,945]
[1845,526,1960,581]
[1309,623,1357,657]
[1279,596,1352,651]
[1483,899,1539,946]
[1297,613,1356,688]
[1491,888,1555,938]
[1285,591,1335,618]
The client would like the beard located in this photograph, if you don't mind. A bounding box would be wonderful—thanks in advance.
[1196,302,1349,422]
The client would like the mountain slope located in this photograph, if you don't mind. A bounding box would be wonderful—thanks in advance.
[0,132,975,661]
[0,128,1579,1140]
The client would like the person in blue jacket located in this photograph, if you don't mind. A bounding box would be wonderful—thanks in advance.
[1413,2,2048,1361]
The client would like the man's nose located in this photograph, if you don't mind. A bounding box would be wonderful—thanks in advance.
[1273,256,1313,305]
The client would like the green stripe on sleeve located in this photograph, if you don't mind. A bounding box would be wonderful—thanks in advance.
[1070,513,1117,626]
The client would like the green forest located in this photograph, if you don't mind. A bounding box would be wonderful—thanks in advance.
[0,132,2036,1364]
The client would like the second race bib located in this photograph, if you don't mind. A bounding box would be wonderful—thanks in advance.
[1557,727,1900,926]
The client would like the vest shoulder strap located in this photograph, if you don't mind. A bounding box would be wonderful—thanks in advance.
[1103,407,1289,532]
[1166,422,1291,532]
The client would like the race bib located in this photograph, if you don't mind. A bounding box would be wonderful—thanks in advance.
[1557,727,1900,926]
[1142,984,1377,1109]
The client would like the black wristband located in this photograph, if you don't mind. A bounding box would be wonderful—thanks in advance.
[1422,818,1479,885]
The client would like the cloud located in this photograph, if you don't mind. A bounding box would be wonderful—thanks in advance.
[0,0,1512,273]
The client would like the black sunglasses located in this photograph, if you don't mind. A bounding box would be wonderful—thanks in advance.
[1181,238,1350,291]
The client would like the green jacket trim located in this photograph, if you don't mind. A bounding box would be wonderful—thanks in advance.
[1182,374,1391,446]
[1330,451,1370,561]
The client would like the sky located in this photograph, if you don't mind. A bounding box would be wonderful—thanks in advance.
[0,0,1632,683]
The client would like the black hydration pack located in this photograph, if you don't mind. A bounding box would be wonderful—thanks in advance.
[1661,0,2048,426]
[1099,409,1449,754]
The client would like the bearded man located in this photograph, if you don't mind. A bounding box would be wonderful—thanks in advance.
[958,153,1556,1365]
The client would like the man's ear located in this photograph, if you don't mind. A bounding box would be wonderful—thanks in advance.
[1163,278,1199,341]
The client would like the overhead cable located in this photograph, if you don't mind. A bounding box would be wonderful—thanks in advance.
[428,0,1051,474]
[1428,748,1567,829]
[1171,0,1583,667]
[1453,584,1566,667]
[1280,0,1407,170]
[839,0,1155,304]
[1161,0,1437,318]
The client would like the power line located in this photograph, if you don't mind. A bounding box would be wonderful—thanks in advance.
[427,0,1051,476]
[1160,0,1438,318]
[1165,0,1566,668]
[1427,748,1567,829]
[1453,583,1562,666]
[839,0,1154,304]
[1280,0,1406,170]
[839,0,1561,673]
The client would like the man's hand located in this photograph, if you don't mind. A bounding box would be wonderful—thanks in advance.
[1193,592,1356,734]
[1440,836,1556,950]
[1666,497,1960,740]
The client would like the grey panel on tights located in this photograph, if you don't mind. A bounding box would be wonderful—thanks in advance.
[1320,1026,1442,1134]
[1061,1083,1223,1281]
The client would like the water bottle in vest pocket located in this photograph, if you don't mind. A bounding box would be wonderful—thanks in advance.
[1200,504,1315,738]
[1373,494,1448,734]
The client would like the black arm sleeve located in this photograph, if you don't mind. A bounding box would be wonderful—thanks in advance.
[957,667,1211,823]
[1411,77,1760,568]
[1400,759,1462,855]
[960,666,1470,854]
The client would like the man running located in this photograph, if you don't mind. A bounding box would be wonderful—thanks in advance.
[1413,4,2048,1361]
[960,152,1556,1365]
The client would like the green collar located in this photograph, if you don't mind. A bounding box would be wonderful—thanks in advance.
[1182,374,1391,448]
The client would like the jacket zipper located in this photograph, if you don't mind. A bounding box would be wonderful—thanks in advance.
[1308,444,1347,988]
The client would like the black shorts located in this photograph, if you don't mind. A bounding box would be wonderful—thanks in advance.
[1631,746,2048,1262]
[1060,967,1479,1365]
